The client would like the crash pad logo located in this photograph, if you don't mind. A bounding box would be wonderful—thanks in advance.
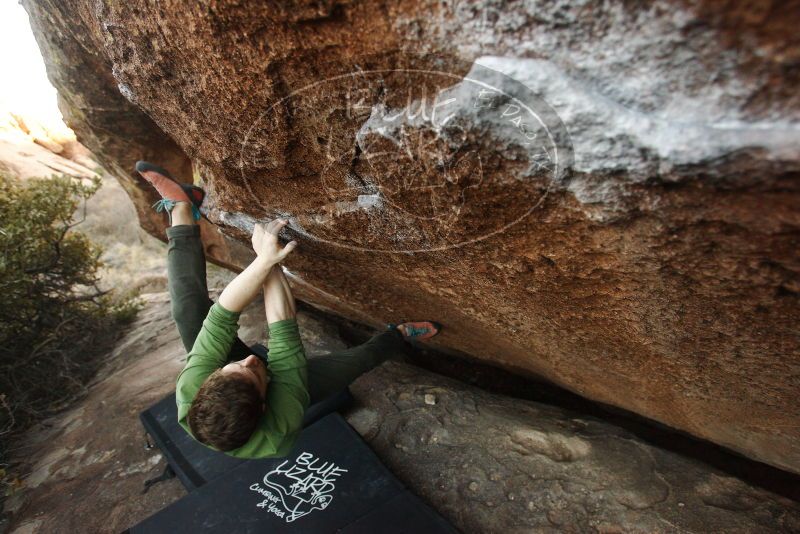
[249,451,348,523]
[239,53,573,253]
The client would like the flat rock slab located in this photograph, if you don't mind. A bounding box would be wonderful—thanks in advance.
[347,362,800,533]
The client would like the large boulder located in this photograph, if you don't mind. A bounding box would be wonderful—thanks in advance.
[22,0,800,473]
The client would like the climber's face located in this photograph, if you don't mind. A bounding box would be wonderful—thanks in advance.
[221,354,269,399]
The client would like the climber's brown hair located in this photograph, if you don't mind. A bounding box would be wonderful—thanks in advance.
[187,369,263,451]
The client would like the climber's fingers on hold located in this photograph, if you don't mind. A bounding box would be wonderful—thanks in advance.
[266,218,288,235]
[280,240,298,259]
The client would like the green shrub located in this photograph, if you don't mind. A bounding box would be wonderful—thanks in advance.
[0,172,140,484]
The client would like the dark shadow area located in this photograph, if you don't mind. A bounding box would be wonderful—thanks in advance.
[296,300,800,503]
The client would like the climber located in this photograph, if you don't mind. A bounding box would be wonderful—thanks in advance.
[135,161,442,458]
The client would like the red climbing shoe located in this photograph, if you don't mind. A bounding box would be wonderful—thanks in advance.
[394,321,442,341]
[135,160,205,221]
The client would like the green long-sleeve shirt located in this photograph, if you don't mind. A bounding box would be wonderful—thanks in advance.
[175,302,309,458]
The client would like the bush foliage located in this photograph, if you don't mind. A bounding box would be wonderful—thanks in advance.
[0,172,139,459]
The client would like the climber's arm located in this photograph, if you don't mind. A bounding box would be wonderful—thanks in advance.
[216,256,273,312]
[225,263,307,458]
[175,219,297,439]
[263,264,297,323]
[226,317,309,458]
[218,219,297,313]
[176,301,242,433]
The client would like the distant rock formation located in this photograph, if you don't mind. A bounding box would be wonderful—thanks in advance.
[0,111,96,180]
[22,0,800,473]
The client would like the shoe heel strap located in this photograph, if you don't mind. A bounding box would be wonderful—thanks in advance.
[152,199,200,221]
[152,198,177,213]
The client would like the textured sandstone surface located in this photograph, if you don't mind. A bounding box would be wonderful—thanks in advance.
[349,362,800,534]
[7,293,799,533]
[22,0,800,473]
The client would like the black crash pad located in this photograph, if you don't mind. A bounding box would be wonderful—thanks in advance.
[139,341,353,491]
[140,388,353,491]
[337,490,457,534]
[129,413,457,533]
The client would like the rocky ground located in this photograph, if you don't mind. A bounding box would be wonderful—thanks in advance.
[4,289,799,533]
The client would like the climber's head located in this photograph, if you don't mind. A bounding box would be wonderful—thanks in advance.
[187,355,269,451]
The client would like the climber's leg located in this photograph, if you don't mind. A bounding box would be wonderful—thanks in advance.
[135,160,204,224]
[165,213,253,361]
[137,161,252,361]
[307,329,408,404]
[306,322,440,404]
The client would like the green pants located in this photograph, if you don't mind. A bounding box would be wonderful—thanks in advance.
[166,224,409,404]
